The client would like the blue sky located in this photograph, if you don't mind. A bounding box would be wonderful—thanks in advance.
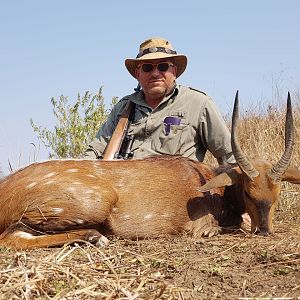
[0,1,299,175]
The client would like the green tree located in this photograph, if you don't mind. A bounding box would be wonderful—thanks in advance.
[30,87,116,159]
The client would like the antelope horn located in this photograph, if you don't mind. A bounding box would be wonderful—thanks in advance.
[267,92,294,183]
[231,91,259,180]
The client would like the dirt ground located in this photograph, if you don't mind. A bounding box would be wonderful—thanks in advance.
[0,208,299,300]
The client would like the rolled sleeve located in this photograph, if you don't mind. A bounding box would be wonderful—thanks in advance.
[199,97,235,164]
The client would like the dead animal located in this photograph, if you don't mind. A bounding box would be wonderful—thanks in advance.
[199,91,300,234]
[0,92,299,249]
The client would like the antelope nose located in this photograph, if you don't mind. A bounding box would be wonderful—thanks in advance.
[256,227,272,236]
[257,231,271,236]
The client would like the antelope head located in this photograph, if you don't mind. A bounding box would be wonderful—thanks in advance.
[199,91,300,235]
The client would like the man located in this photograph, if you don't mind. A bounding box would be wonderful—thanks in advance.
[84,37,235,165]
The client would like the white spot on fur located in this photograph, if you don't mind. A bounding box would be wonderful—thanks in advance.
[14,231,34,239]
[144,214,153,219]
[91,186,99,189]
[122,214,130,219]
[65,168,79,173]
[26,182,37,189]
[73,182,82,185]
[43,172,57,179]
[112,207,118,212]
[66,187,76,192]
[161,213,173,218]
[85,189,94,194]
[52,208,64,214]
[44,180,55,185]
[86,174,96,178]
[76,219,85,224]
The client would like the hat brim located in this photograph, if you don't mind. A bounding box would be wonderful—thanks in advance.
[125,53,187,79]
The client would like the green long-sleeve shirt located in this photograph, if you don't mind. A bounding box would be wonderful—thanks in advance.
[84,84,235,164]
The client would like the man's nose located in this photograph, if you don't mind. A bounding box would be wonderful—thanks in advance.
[151,67,161,76]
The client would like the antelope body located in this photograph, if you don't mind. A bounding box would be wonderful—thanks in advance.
[0,156,230,249]
[0,92,299,250]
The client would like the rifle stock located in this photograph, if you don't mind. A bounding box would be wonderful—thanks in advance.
[102,101,135,160]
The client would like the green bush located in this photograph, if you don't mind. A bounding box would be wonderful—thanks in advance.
[30,87,116,158]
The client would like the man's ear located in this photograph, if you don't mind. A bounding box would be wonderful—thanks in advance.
[173,65,177,77]
[134,68,140,79]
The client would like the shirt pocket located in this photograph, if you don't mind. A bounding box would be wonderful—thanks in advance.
[153,122,190,155]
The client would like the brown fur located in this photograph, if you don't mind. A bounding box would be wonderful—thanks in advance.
[200,159,300,235]
[0,156,242,250]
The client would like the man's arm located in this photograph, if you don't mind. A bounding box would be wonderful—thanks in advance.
[83,137,109,159]
[199,97,236,165]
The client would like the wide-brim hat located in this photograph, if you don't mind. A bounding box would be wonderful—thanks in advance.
[125,37,187,79]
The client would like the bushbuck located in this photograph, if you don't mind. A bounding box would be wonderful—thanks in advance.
[0,92,299,249]
[199,91,300,234]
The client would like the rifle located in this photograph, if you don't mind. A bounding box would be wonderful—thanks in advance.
[102,101,135,160]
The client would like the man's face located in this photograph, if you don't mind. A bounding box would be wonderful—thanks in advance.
[135,59,177,99]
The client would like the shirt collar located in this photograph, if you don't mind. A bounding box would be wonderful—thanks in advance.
[131,83,179,109]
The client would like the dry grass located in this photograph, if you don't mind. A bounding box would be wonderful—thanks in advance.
[0,223,299,299]
[1,95,300,299]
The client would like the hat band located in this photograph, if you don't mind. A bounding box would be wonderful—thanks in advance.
[136,47,177,58]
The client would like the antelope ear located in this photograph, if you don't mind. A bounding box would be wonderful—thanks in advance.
[198,167,242,192]
[282,167,300,184]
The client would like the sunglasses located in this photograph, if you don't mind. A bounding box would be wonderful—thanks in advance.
[139,62,174,73]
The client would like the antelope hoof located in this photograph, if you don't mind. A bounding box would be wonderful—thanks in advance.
[242,213,252,227]
[203,226,221,238]
[95,235,110,247]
